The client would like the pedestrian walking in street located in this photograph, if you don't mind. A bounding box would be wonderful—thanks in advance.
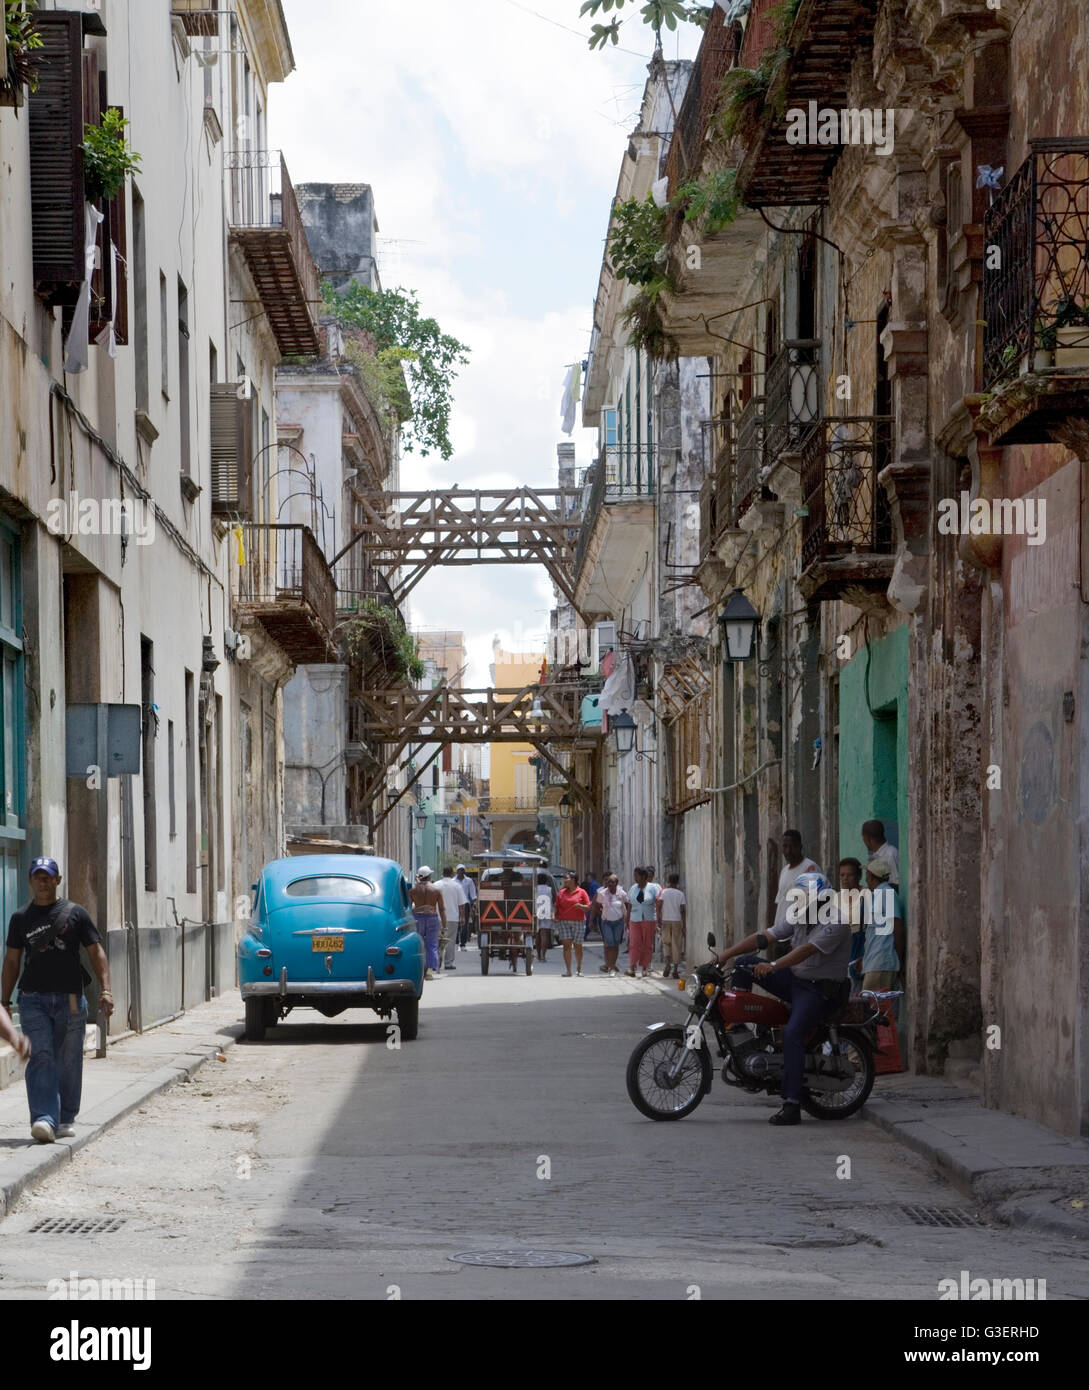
[1,858,113,1144]
[625,866,659,978]
[554,872,590,976]
[856,858,904,994]
[589,873,628,976]
[534,874,554,963]
[410,867,444,980]
[657,873,687,978]
[455,865,477,948]
[861,820,899,888]
[436,867,467,971]
[774,830,821,933]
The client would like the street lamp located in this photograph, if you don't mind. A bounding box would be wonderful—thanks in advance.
[718,588,760,662]
[559,793,572,820]
[414,811,428,831]
[610,710,637,755]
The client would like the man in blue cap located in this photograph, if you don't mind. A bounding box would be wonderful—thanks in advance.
[1,857,113,1143]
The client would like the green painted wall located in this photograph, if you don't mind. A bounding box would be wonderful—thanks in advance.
[838,624,910,915]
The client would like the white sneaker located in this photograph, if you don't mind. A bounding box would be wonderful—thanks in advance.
[31,1120,55,1144]
[424,969,435,981]
[57,1123,76,1138]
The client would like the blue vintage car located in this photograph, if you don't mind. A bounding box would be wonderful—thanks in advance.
[238,855,424,1042]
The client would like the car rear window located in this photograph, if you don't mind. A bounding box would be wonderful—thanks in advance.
[284,876,377,900]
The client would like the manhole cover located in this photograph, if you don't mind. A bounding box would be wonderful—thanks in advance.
[29,1216,126,1235]
[898,1205,984,1228]
[450,1249,595,1268]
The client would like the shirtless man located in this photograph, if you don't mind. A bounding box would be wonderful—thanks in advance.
[410,866,445,980]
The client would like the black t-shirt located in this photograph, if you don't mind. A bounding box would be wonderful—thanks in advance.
[6,899,101,994]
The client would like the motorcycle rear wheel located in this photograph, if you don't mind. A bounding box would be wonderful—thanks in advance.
[626,1026,712,1121]
[801,1032,874,1119]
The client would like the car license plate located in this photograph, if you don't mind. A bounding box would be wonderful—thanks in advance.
[312,936,344,952]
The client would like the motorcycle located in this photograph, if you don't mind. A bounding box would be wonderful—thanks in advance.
[626,932,898,1121]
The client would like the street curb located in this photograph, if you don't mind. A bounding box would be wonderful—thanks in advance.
[0,1024,243,1219]
[862,1097,1089,1242]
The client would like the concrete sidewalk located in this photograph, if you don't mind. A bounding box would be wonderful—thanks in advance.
[579,937,1089,1242]
[0,991,244,1218]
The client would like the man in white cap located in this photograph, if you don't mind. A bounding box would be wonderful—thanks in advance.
[409,867,444,980]
[853,857,904,993]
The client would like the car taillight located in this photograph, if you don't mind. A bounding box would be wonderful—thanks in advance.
[257,948,272,959]
[385,946,402,957]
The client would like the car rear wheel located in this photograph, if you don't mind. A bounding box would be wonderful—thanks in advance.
[263,998,279,1028]
[244,997,266,1042]
[395,996,419,1041]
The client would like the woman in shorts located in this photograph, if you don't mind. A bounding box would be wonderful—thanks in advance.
[554,872,591,977]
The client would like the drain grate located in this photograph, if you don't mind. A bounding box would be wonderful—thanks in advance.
[897,1205,985,1228]
[29,1216,126,1236]
[450,1248,595,1269]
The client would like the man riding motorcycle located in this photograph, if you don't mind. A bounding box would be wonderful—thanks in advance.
[715,872,851,1126]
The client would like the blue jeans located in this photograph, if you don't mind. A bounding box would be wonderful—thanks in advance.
[599,919,624,948]
[732,956,834,1104]
[18,992,88,1127]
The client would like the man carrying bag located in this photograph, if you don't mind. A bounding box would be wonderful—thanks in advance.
[1,857,113,1143]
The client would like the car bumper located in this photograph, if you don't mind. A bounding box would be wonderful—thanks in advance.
[241,976,418,999]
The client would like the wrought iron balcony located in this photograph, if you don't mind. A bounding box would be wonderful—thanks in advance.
[735,0,883,207]
[227,151,321,358]
[798,417,894,600]
[664,7,740,200]
[732,396,765,522]
[764,340,820,465]
[981,140,1089,444]
[235,524,336,664]
[574,443,659,589]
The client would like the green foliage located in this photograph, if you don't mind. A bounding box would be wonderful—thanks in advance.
[322,282,470,460]
[579,0,710,49]
[768,0,802,48]
[341,337,416,443]
[715,42,790,142]
[4,0,43,94]
[607,195,668,286]
[342,600,425,682]
[670,168,740,235]
[81,108,142,203]
[621,278,680,361]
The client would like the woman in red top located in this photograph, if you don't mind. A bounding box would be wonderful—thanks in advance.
[554,872,591,977]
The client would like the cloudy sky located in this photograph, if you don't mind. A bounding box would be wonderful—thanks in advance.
[271,0,700,684]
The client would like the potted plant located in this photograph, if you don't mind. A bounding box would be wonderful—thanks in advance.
[1,0,43,109]
[1021,322,1056,374]
[81,108,142,204]
[1051,296,1089,368]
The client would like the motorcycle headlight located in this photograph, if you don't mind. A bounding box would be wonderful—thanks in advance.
[685,973,699,999]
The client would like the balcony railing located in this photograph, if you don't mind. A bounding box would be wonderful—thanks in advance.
[601,442,658,500]
[334,564,400,618]
[698,417,736,564]
[983,141,1089,390]
[765,340,821,465]
[800,417,894,571]
[236,523,336,664]
[574,443,660,580]
[733,396,765,520]
[664,8,740,199]
[227,151,320,357]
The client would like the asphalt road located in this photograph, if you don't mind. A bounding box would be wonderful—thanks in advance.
[1,942,1087,1301]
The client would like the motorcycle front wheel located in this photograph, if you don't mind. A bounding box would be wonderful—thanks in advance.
[801,1031,874,1119]
[626,1026,712,1121]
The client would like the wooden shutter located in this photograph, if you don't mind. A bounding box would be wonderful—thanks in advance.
[29,12,86,295]
[210,385,253,516]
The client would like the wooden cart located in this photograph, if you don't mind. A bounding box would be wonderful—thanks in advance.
[472,850,550,976]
